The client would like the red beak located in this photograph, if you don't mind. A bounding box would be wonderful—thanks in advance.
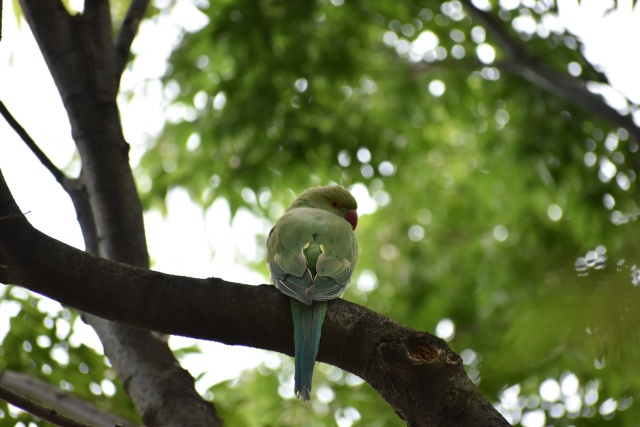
[346,209,358,230]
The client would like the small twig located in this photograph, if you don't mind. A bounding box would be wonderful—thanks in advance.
[114,0,150,88]
[0,211,31,221]
[0,101,67,184]
[0,101,99,248]
[0,384,91,427]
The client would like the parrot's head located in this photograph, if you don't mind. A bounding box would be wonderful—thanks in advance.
[289,185,358,230]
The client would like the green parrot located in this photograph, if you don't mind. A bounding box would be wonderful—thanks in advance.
[267,185,358,401]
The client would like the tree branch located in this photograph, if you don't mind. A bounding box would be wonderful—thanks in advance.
[0,169,509,427]
[0,99,100,256]
[459,0,640,144]
[458,0,523,60]
[0,101,67,185]
[0,384,91,427]
[495,58,640,139]
[0,101,101,251]
[115,0,150,88]
[0,370,139,427]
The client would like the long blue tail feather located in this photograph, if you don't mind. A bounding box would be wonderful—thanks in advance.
[291,299,328,402]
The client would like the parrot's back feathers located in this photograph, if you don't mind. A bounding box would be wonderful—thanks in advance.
[267,206,357,304]
[267,185,358,401]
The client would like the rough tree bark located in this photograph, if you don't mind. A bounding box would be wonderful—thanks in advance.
[13,0,220,425]
[0,169,509,427]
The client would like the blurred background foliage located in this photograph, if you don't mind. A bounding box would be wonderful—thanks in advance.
[138,0,640,423]
[2,0,640,426]
[0,286,141,425]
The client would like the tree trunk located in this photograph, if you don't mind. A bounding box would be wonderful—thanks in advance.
[15,0,220,424]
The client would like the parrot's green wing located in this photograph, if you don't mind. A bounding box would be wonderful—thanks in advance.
[267,207,357,304]
[266,208,319,305]
[306,221,358,300]
[267,253,314,305]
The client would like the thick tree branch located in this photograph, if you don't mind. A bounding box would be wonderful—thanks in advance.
[0,170,509,427]
[0,370,139,427]
[459,0,640,144]
[0,384,91,427]
[115,0,150,88]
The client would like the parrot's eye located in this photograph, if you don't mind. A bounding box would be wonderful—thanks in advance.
[331,200,341,208]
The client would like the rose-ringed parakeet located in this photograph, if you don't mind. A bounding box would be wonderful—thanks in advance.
[267,185,358,401]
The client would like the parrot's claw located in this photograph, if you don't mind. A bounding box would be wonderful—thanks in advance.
[295,388,311,403]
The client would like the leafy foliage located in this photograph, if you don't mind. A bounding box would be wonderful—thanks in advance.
[0,287,140,425]
[207,361,402,426]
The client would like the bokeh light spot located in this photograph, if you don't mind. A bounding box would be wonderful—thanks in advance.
[379,243,399,260]
[408,225,425,241]
[493,225,508,242]
[561,372,579,396]
[521,409,546,427]
[547,204,563,221]
[451,44,466,59]
[568,61,582,76]
[599,398,617,416]
[212,92,226,110]
[382,31,398,47]
[357,147,371,163]
[294,77,308,93]
[337,150,351,167]
[428,80,446,97]
[378,160,395,176]
[356,270,378,293]
[499,0,520,10]
[513,15,537,35]
[598,157,617,182]
[616,172,631,190]
[435,318,455,341]
[476,43,496,64]
[539,379,561,402]
[316,385,335,403]
[471,26,486,43]
[584,152,597,167]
